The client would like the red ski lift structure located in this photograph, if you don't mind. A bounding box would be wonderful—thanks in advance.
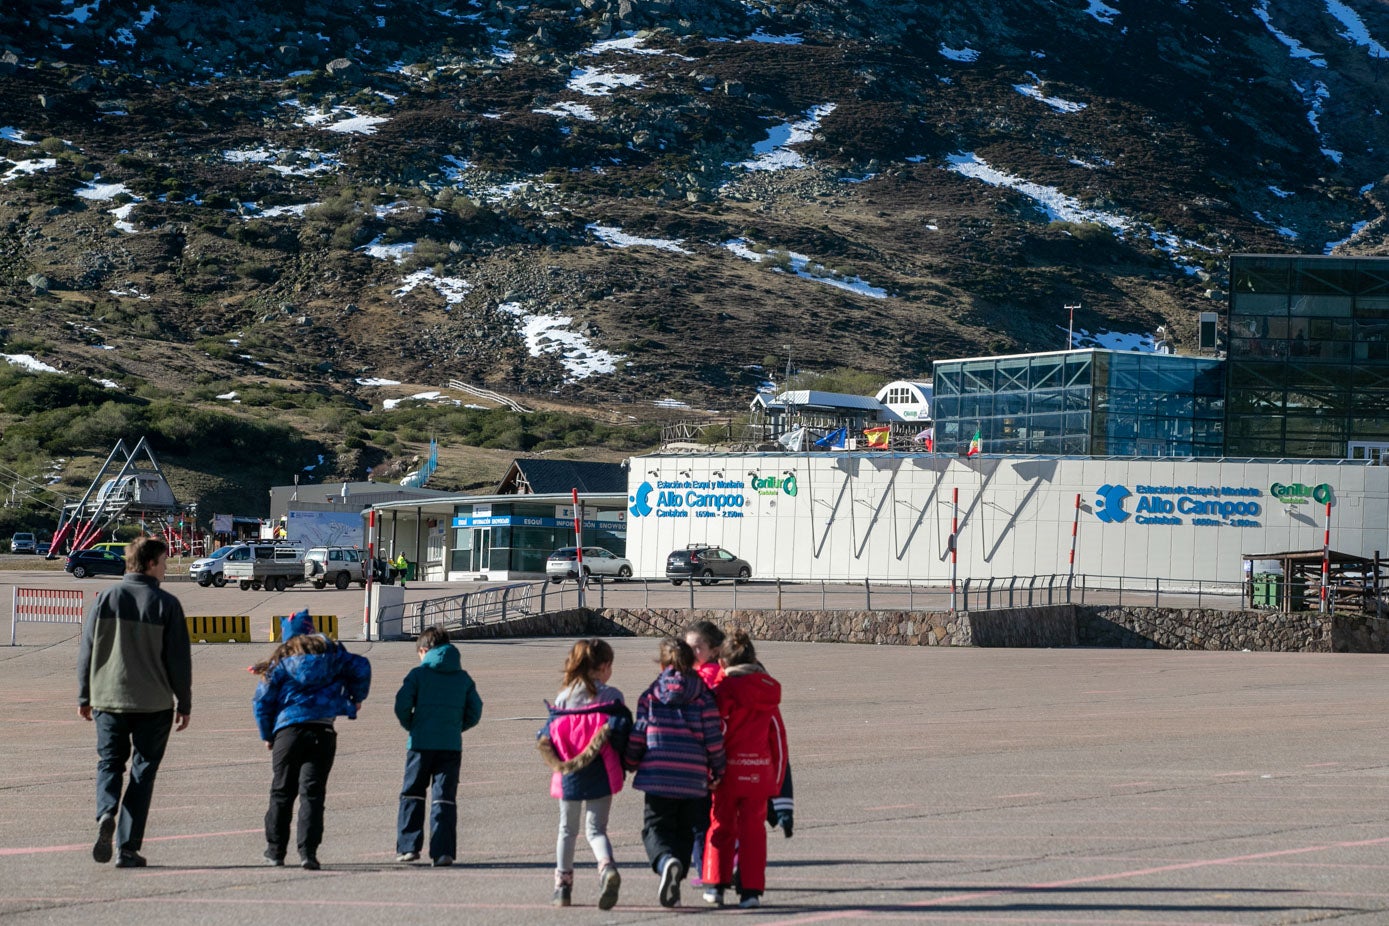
[47,437,196,557]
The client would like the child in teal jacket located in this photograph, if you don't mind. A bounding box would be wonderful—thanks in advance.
[393,626,483,866]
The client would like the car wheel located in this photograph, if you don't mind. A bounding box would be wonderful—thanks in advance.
[580,566,591,582]
[617,565,632,580]
[671,579,683,586]
[334,572,350,591]
[239,580,252,591]
[213,574,227,588]
[197,575,212,588]
[251,581,262,591]
[72,565,87,578]
[274,576,289,592]
[736,566,751,584]
[699,569,715,586]
[313,580,326,590]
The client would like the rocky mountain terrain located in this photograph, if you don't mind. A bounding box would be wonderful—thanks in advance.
[2,0,1388,419]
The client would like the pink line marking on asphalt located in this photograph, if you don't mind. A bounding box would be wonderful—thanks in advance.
[1212,771,1252,777]
[0,828,260,857]
[864,804,918,811]
[1111,781,1153,787]
[912,834,1389,908]
[1305,762,1340,767]
[995,792,1044,799]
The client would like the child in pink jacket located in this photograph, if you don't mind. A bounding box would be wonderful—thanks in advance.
[537,639,632,909]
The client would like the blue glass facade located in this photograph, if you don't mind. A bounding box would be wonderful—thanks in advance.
[932,349,1224,456]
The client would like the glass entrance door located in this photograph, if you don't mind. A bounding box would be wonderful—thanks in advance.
[470,529,491,572]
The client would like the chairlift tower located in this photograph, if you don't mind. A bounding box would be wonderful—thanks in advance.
[48,437,195,557]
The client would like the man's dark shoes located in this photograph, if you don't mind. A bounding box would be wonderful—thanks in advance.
[92,813,116,863]
[301,856,321,871]
[115,851,147,868]
[263,847,285,867]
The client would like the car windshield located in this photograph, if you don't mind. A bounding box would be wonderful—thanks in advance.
[208,547,235,560]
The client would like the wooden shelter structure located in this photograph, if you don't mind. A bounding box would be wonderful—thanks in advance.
[1242,549,1388,615]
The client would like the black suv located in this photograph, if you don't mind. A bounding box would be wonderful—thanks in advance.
[666,545,751,586]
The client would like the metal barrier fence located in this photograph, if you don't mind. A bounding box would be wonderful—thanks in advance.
[402,574,1271,635]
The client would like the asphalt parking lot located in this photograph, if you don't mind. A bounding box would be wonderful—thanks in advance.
[5,564,1389,925]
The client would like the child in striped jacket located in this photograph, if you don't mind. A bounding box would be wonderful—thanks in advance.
[623,637,725,908]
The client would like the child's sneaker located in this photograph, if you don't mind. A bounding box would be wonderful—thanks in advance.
[395,851,420,863]
[553,869,573,907]
[597,864,621,910]
[658,855,683,908]
[738,893,762,909]
[703,886,726,906]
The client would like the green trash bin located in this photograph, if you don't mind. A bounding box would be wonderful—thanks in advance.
[405,561,416,582]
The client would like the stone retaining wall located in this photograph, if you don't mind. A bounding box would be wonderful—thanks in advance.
[443,605,1389,654]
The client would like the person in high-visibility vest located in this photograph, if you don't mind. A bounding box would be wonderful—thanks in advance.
[392,553,409,588]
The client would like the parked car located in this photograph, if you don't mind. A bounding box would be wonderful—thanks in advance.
[65,548,126,579]
[546,546,633,583]
[87,541,130,556]
[35,541,50,556]
[304,546,366,590]
[666,544,752,586]
[189,545,238,587]
[9,532,36,554]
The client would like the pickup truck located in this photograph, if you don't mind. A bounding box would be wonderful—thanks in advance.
[223,544,306,591]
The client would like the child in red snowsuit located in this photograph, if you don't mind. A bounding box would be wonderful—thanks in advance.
[701,629,787,908]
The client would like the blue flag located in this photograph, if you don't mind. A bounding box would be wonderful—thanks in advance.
[814,426,848,449]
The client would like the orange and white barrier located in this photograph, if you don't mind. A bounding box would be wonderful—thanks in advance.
[10,587,85,645]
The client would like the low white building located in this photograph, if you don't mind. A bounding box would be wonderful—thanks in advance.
[624,453,1389,586]
[874,380,932,424]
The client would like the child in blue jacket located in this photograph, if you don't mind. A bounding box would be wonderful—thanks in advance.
[252,610,371,870]
[393,625,483,867]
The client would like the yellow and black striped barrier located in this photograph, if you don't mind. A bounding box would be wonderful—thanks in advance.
[186,615,251,643]
[270,614,339,642]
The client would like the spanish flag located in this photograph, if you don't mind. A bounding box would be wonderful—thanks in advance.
[864,425,891,449]
[966,428,982,457]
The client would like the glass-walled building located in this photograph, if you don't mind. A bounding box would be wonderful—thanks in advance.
[1226,254,1389,458]
[932,349,1224,456]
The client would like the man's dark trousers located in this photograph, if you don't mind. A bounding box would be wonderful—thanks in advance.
[94,709,174,853]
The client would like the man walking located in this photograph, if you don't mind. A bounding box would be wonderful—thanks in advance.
[77,537,192,868]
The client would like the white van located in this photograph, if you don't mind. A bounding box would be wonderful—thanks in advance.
[190,542,301,587]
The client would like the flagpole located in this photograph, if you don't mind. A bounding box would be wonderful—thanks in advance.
[950,486,958,613]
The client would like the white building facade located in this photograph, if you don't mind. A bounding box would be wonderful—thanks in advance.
[625,454,1389,585]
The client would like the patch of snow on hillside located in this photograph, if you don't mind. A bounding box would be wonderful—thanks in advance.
[3,354,61,374]
[1294,79,1343,163]
[1068,156,1112,168]
[722,238,889,298]
[1,158,57,182]
[286,101,389,135]
[395,269,473,305]
[735,103,836,171]
[355,377,401,387]
[1253,212,1299,239]
[651,398,690,409]
[112,5,157,45]
[1069,328,1158,351]
[1268,185,1293,198]
[77,179,142,233]
[946,152,1214,272]
[498,302,624,381]
[1,127,35,146]
[248,203,319,219]
[1014,78,1087,113]
[59,0,103,24]
[1323,0,1389,58]
[588,224,692,254]
[535,101,597,121]
[223,147,339,176]
[1324,221,1370,253]
[441,155,472,180]
[383,391,461,410]
[568,67,643,96]
[216,391,239,401]
[939,45,979,62]
[1254,1,1327,66]
[584,33,665,55]
[1085,0,1120,23]
[745,29,802,44]
[360,238,415,263]
[108,285,150,299]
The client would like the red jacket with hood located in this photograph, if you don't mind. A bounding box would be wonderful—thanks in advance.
[712,664,787,799]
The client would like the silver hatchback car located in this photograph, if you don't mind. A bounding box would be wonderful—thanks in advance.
[545,546,633,583]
